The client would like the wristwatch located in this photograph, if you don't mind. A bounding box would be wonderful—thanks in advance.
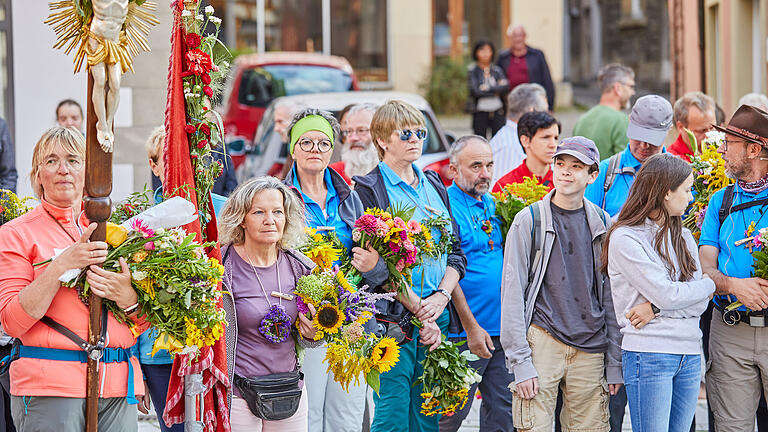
[123,302,140,315]
[434,288,452,302]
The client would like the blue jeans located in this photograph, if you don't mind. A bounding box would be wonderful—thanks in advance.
[622,351,700,432]
[438,336,514,432]
[141,363,184,432]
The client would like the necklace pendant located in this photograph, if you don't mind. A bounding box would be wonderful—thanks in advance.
[736,236,757,253]
[488,239,494,251]
[316,226,335,232]
[425,205,440,215]
[271,291,294,301]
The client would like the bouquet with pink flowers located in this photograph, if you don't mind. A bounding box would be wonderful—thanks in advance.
[343,205,443,294]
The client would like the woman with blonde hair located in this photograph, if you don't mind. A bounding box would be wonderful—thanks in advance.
[219,176,321,431]
[354,100,468,431]
[0,127,149,430]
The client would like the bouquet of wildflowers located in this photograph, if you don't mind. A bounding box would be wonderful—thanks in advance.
[295,269,398,392]
[492,177,550,237]
[344,206,450,295]
[0,189,34,225]
[179,2,231,226]
[683,131,733,240]
[62,220,226,356]
[723,228,768,313]
[109,187,154,225]
[410,318,481,417]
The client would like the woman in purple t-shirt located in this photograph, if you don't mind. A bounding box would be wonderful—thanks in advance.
[219,176,320,431]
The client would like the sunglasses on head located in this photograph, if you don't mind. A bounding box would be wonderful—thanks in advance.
[396,128,427,141]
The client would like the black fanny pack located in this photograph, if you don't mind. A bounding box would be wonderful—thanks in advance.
[233,370,303,421]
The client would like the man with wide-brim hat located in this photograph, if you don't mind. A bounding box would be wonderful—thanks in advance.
[699,104,768,430]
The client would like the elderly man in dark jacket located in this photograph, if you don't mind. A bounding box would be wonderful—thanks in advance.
[496,25,556,110]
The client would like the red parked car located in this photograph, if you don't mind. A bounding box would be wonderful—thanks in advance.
[219,52,359,166]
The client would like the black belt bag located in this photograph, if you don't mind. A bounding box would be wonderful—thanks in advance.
[234,370,303,421]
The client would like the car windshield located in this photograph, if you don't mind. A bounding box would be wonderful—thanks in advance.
[238,65,353,107]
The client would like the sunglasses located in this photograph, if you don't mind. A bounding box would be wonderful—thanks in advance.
[396,128,427,141]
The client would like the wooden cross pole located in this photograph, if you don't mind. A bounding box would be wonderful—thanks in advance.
[83,72,113,432]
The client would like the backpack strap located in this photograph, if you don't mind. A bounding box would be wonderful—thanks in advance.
[528,202,543,285]
[718,184,768,227]
[717,185,736,227]
[602,153,636,210]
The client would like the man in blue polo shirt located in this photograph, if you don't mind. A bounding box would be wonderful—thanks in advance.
[585,95,674,217]
[700,105,768,430]
[439,135,513,431]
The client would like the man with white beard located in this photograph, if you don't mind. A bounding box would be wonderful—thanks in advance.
[330,103,380,185]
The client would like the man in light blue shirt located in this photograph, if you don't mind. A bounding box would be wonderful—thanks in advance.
[585,95,673,218]
[441,135,513,432]
[699,105,768,430]
[490,83,548,184]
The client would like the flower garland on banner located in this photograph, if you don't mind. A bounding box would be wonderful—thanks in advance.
[342,205,452,295]
[0,190,34,226]
[492,177,550,238]
[682,131,733,240]
[294,269,398,393]
[179,2,230,227]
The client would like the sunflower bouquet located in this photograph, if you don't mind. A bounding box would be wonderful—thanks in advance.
[492,176,550,238]
[58,217,226,357]
[344,205,448,295]
[295,269,399,392]
[299,227,350,272]
[683,131,732,240]
[0,189,34,226]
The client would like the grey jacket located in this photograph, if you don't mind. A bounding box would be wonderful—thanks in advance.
[500,190,623,384]
[608,220,714,355]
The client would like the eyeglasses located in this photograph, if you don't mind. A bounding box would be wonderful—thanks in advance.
[396,128,428,141]
[619,81,636,90]
[41,156,84,172]
[341,128,370,139]
[723,138,747,151]
[297,138,333,153]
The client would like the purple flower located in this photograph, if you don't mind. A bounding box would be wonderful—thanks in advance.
[259,304,292,343]
[296,296,309,315]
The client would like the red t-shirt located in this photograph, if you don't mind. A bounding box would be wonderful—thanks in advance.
[506,54,529,90]
[668,134,694,163]
[492,160,554,193]
[328,161,352,185]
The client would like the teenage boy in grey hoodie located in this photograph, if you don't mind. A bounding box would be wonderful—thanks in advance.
[500,136,622,431]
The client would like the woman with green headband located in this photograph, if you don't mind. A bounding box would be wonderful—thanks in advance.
[282,108,389,432]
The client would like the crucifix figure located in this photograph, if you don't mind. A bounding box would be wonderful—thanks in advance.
[87,0,129,152]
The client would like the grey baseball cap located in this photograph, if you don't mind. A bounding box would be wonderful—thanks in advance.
[554,136,601,166]
[627,95,674,146]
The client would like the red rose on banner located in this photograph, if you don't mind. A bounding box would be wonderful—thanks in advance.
[203,86,213,98]
[201,73,211,84]
[197,139,209,149]
[185,124,196,134]
[186,33,202,49]
[199,123,211,136]
[186,49,213,75]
